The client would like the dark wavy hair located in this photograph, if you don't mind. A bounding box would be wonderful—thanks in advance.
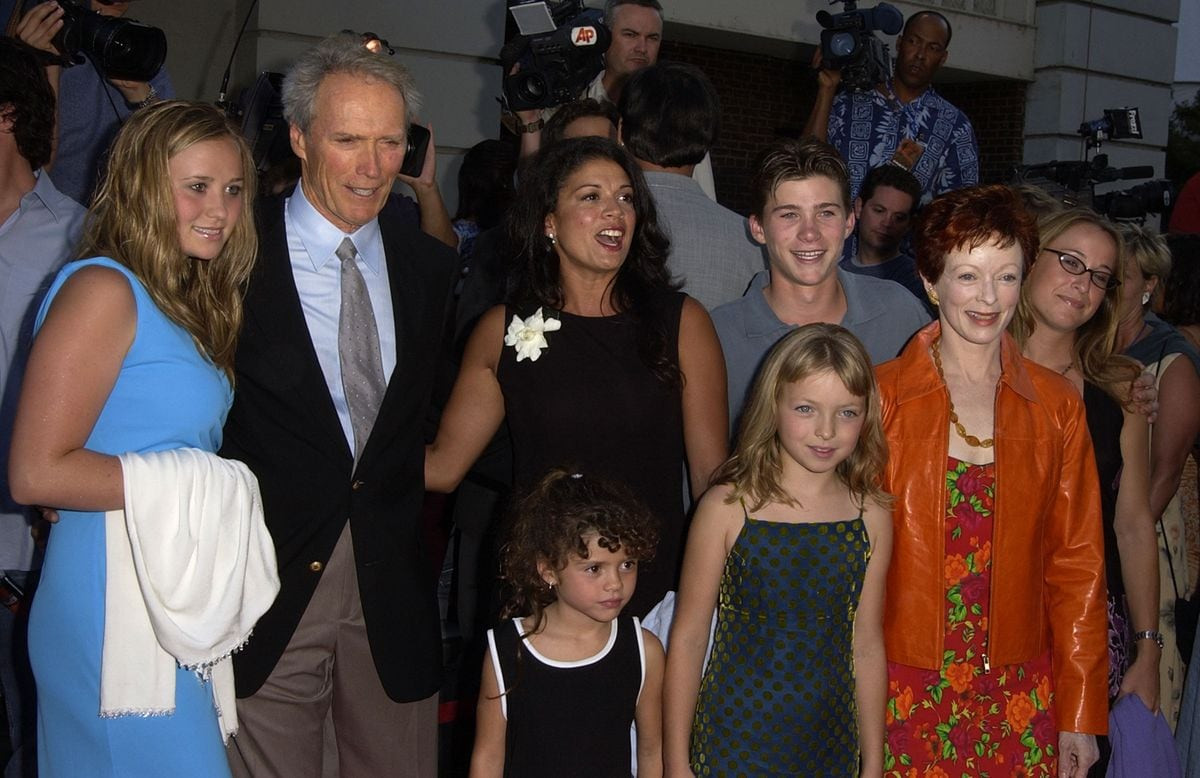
[0,37,55,170]
[505,136,681,386]
[453,138,517,230]
[542,98,619,147]
[619,62,719,168]
[1163,233,1200,328]
[499,467,660,637]
[913,185,1039,284]
[860,164,920,211]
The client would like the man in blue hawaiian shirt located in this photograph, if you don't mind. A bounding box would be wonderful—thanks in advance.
[803,10,978,206]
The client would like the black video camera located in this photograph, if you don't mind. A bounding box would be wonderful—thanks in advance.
[817,0,903,93]
[36,0,166,82]
[501,0,610,111]
[1013,108,1176,224]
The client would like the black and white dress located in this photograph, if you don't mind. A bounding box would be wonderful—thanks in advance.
[487,615,647,777]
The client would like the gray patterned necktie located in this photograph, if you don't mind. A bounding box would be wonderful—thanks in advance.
[336,236,387,462]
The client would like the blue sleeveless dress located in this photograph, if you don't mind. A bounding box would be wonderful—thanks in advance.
[690,511,871,776]
[26,258,233,777]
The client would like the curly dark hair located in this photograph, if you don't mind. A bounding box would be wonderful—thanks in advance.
[1164,233,1200,327]
[0,37,55,170]
[499,467,660,635]
[504,136,681,387]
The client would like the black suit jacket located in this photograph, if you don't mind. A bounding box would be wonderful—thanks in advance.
[221,193,456,701]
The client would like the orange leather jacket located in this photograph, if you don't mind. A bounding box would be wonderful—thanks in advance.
[876,323,1109,735]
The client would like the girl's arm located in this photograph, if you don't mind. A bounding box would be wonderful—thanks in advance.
[1146,358,1200,520]
[677,298,729,499]
[854,498,892,778]
[8,266,135,510]
[1113,407,1160,711]
[424,305,507,493]
[662,485,739,777]
[468,650,506,778]
[635,629,665,778]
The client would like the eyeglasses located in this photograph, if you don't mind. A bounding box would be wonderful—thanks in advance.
[1042,249,1121,291]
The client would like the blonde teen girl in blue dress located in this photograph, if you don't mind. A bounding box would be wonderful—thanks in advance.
[470,468,666,777]
[664,323,892,777]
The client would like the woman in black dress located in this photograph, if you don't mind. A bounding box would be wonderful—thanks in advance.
[426,137,728,616]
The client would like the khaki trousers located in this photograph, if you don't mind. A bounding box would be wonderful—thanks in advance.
[226,524,438,778]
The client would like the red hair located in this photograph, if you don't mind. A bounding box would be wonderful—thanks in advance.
[913,185,1038,283]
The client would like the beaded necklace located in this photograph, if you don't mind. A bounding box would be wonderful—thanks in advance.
[931,338,994,449]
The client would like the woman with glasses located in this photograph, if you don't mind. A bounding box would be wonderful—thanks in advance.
[1011,208,1159,768]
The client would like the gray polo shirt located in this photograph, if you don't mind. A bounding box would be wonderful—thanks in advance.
[711,268,930,431]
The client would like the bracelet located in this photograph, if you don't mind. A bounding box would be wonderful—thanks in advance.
[514,117,544,134]
[132,85,158,111]
[1132,629,1164,649]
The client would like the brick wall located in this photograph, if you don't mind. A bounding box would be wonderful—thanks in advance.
[661,40,1027,214]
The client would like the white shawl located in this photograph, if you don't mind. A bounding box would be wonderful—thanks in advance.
[102,448,280,742]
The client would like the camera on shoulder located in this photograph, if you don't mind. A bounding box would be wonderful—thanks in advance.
[500,0,610,112]
[816,0,903,93]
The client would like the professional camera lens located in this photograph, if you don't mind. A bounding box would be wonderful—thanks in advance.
[828,32,857,59]
[54,1,167,83]
[515,73,547,104]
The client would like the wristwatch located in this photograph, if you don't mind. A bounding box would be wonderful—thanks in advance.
[514,117,544,134]
[1133,629,1164,649]
[132,85,158,111]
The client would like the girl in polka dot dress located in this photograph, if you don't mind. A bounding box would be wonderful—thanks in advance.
[664,324,892,777]
[470,468,666,777]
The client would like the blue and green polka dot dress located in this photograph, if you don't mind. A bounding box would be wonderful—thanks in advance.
[690,510,870,776]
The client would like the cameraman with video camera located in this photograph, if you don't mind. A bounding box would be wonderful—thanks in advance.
[509,0,716,198]
[14,0,173,205]
[803,10,978,206]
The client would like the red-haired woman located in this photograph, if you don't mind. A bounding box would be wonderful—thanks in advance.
[876,185,1108,777]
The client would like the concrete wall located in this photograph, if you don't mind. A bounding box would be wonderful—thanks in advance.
[137,1,1041,212]
[1024,0,1180,182]
[135,1,1183,208]
[1175,0,1200,105]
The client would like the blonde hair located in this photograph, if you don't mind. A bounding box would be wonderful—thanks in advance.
[1010,207,1140,402]
[78,101,257,378]
[1121,223,1172,288]
[715,324,890,512]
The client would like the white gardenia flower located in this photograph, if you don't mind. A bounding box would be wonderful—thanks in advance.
[503,307,562,362]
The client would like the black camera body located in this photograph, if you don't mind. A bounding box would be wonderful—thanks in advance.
[501,1,610,111]
[817,0,903,93]
[1014,109,1176,224]
[48,0,166,82]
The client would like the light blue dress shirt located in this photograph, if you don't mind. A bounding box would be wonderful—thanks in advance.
[0,169,86,571]
[285,184,397,453]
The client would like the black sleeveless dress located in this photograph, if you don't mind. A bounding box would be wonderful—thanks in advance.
[496,293,687,616]
[488,616,645,777]
[1083,381,1128,697]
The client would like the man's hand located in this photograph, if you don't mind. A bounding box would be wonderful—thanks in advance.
[397,125,438,193]
[1131,370,1159,424]
[108,79,153,105]
[1057,731,1098,778]
[810,49,842,93]
[397,127,458,249]
[16,2,65,55]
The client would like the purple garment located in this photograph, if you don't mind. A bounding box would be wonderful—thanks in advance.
[1105,694,1182,778]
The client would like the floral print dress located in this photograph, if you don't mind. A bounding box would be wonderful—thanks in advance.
[884,458,1059,777]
